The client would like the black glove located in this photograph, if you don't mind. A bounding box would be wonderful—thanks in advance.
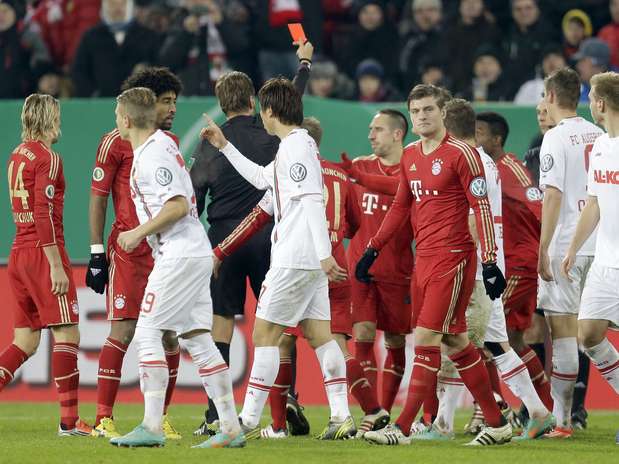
[355,248,379,283]
[86,253,108,294]
[482,262,507,300]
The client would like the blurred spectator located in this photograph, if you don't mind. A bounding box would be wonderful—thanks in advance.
[418,58,450,88]
[562,9,592,61]
[398,0,444,91]
[354,58,401,102]
[462,45,512,102]
[29,0,101,72]
[307,59,355,99]
[1,0,52,98]
[37,67,72,98]
[514,44,566,104]
[444,0,499,95]
[503,0,558,96]
[72,0,161,96]
[573,37,610,102]
[598,0,619,70]
[136,0,173,35]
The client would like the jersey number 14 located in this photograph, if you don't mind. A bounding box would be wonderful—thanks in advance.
[7,161,30,209]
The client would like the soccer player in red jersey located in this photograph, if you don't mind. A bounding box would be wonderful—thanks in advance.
[0,94,92,436]
[475,111,554,413]
[86,68,184,438]
[345,110,414,413]
[361,85,511,446]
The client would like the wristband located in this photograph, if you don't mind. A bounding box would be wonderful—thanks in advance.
[91,244,105,254]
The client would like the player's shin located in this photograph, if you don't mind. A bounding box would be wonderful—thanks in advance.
[269,356,292,430]
[518,346,554,410]
[52,342,80,429]
[96,338,128,425]
[163,346,180,414]
[240,346,280,429]
[584,338,619,394]
[316,340,350,421]
[382,346,405,411]
[0,344,29,391]
[135,327,168,434]
[550,337,578,428]
[434,358,464,433]
[345,355,380,414]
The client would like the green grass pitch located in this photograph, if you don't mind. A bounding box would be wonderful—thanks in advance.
[0,403,616,464]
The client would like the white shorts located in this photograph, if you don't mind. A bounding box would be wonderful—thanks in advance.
[256,267,329,327]
[579,262,619,329]
[538,256,593,316]
[137,256,213,335]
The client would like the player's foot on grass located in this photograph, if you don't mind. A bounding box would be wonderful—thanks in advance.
[162,414,181,440]
[192,431,246,448]
[316,416,356,440]
[410,420,429,435]
[286,394,310,436]
[543,426,573,439]
[410,423,454,441]
[464,403,485,435]
[92,417,120,438]
[58,419,94,437]
[364,423,411,446]
[514,414,555,440]
[355,408,390,438]
[109,424,165,447]
[571,406,588,430]
[465,423,512,446]
[193,415,219,436]
[500,402,523,429]
[239,418,261,440]
[260,424,289,439]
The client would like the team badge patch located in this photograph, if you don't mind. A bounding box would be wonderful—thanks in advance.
[156,167,173,186]
[526,186,543,201]
[71,301,79,315]
[114,295,126,310]
[541,154,554,172]
[469,177,487,198]
[290,163,307,182]
[431,159,443,175]
[92,167,105,181]
[45,185,55,199]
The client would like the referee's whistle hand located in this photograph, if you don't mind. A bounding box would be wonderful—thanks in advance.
[321,256,348,282]
[201,114,227,150]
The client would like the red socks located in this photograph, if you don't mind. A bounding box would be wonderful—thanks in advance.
[396,346,441,434]
[355,341,378,397]
[481,348,504,400]
[0,344,29,391]
[422,373,439,423]
[345,355,380,414]
[95,337,128,425]
[269,356,292,430]
[53,343,80,429]
[382,346,405,412]
[164,347,181,414]
[450,343,503,428]
[518,346,554,411]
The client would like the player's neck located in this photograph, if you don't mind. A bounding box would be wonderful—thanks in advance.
[553,108,578,124]
[420,127,446,154]
[377,147,402,166]
[35,137,54,148]
[226,109,253,120]
[273,123,299,140]
[461,137,475,147]
[129,128,156,150]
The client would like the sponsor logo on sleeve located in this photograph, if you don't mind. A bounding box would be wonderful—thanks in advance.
[469,177,487,198]
[526,186,543,201]
[45,185,55,199]
[92,167,105,181]
[540,154,554,172]
[290,163,307,182]
[155,167,173,186]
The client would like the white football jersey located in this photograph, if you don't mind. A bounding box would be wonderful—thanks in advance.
[587,133,619,268]
[130,130,211,259]
[539,117,603,257]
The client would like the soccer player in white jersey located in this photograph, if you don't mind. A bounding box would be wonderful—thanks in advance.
[562,72,619,420]
[108,88,243,449]
[537,68,604,438]
[201,78,355,439]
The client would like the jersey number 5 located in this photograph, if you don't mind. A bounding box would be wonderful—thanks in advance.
[7,161,30,209]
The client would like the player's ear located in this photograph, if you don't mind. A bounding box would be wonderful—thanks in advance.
[249,95,255,111]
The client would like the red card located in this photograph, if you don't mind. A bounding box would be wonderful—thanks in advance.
[288,23,307,43]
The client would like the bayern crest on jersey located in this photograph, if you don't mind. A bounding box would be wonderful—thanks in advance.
[114,295,126,310]
[431,159,443,175]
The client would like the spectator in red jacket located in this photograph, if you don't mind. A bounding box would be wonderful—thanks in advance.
[598,0,619,70]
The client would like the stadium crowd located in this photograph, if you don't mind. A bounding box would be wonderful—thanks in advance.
[1,0,618,102]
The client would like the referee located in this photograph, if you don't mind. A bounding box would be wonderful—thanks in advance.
[190,41,313,436]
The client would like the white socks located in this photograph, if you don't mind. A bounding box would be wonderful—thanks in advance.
[584,338,619,394]
[182,333,240,434]
[315,340,350,422]
[240,346,279,429]
[434,357,464,433]
[493,349,548,417]
[134,327,168,434]
[550,337,578,428]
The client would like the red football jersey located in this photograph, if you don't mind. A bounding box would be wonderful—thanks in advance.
[90,129,180,257]
[370,135,497,263]
[497,152,542,272]
[8,141,65,249]
[347,155,414,284]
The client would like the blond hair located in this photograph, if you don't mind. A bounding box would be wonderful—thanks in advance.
[590,71,619,112]
[301,117,323,146]
[21,94,61,142]
[116,87,157,129]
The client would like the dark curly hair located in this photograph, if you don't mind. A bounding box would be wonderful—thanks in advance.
[122,67,183,97]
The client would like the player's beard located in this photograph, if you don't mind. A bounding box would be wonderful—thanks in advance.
[158,114,174,131]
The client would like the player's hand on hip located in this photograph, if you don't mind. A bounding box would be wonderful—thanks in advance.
[295,39,313,61]
[50,264,69,296]
[201,114,228,150]
[561,251,576,283]
[117,230,141,253]
[213,254,222,279]
[482,262,507,300]
[321,256,348,282]
[85,252,108,294]
[538,250,554,282]
[355,247,379,283]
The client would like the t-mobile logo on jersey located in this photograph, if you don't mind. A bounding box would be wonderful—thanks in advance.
[410,180,439,202]
[362,192,382,214]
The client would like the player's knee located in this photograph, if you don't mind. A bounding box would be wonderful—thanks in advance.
[320,345,344,378]
[279,334,296,353]
[578,326,603,349]
[13,331,41,357]
[484,341,505,357]
[181,331,222,365]
[162,331,179,351]
[109,320,136,345]
[50,324,80,344]
[384,333,405,348]
[134,327,165,361]
[353,322,376,342]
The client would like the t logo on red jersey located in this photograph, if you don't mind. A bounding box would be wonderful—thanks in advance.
[362,193,380,214]
[410,180,439,202]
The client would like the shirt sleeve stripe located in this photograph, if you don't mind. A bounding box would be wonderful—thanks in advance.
[502,156,531,187]
[447,138,481,176]
[98,131,119,164]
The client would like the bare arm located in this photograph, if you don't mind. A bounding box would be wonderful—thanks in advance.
[538,186,562,281]
[89,193,108,245]
[43,245,69,295]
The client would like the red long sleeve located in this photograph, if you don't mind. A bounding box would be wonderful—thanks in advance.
[214,205,273,259]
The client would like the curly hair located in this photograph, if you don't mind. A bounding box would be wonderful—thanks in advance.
[122,67,183,97]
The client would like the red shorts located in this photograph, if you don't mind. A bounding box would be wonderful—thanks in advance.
[351,279,411,334]
[411,250,476,334]
[502,271,538,331]
[8,246,79,329]
[284,284,353,338]
[106,245,153,320]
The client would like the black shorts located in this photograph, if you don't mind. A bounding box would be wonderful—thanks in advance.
[208,220,272,317]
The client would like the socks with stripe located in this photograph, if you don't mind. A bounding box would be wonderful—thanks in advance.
[206,341,230,423]
[435,370,464,433]
[422,373,438,424]
[240,346,279,429]
[345,355,380,414]
[550,337,578,428]
[354,341,378,398]
[269,356,292,430]
[493,349,548,417]
[382,346,405,412]
[135,327,167,434]
[316,340,350,422]
[53,343,80,430]
[482,349,504,401]
[0,344,28,391]
[450,343,504,428]
[95,337,128,425]
[584,338,619,394]
[518,346,553,411]
[164,347,180,414]
[396,345,441,434]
